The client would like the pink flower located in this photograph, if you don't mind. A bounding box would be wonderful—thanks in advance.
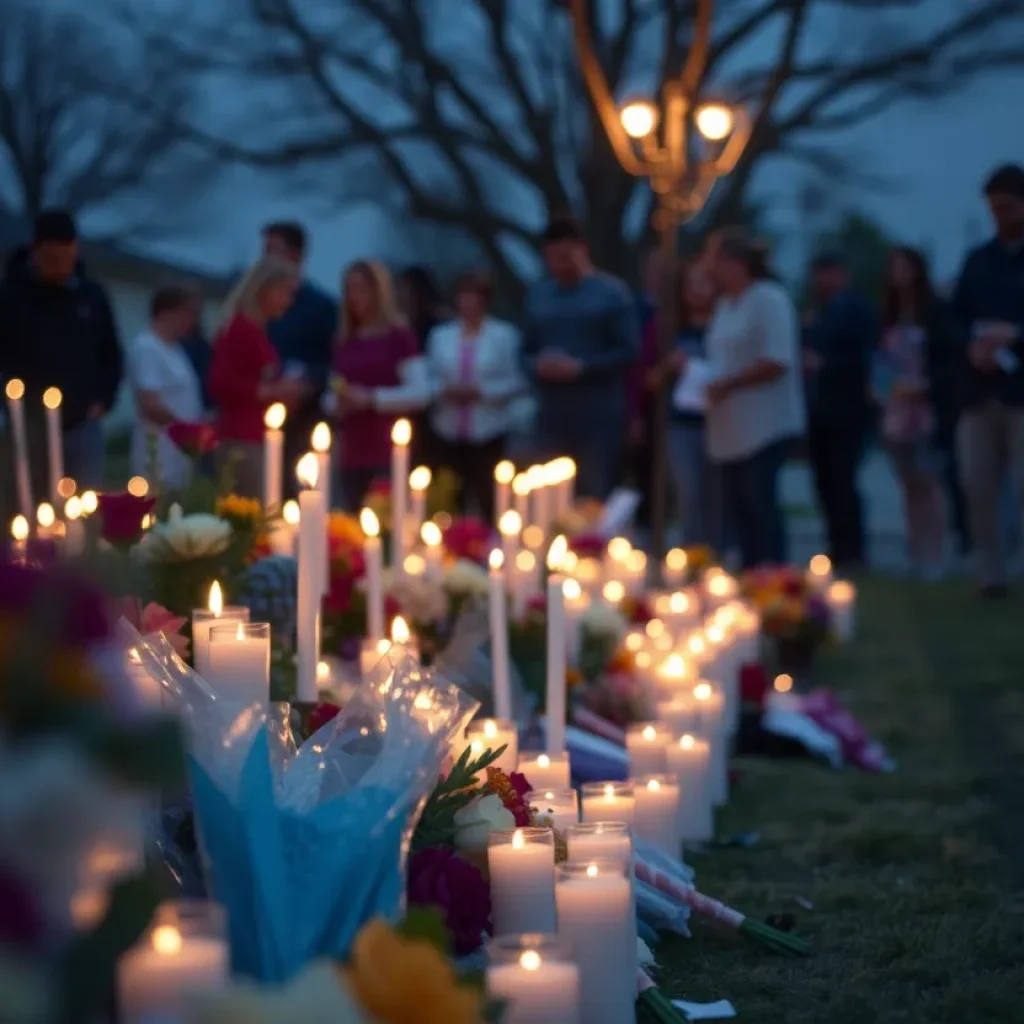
[166,421,218,456]
[119,599,190,658]
[407,848,491,955]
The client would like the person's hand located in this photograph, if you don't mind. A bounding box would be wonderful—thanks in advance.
[86,403,105,419]
[338,384,373,413]
[705,378,733,407]
[536,351,582,382]
[443,383,482,406]
[802,349,823,373]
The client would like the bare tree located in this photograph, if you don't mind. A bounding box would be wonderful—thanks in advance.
[0,2,213,241]
[136,0,1024,295]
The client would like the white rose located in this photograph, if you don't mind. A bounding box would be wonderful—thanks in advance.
[452,793,515,853]
[582,600,628,641]
[137,504,232,562]
[444,559,490,597]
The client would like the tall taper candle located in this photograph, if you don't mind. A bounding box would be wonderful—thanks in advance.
[360,508,385,641]
[489,548,513,720]
[311,422,332,510]
[545,535,568,756]
[512,472,531,524]
[42,387,64,505]
[391,418,411,572]
[4,379,33,520]
[296,453,325,702]
[263,402,286,514]
[499,509,522,573]
[409,465,431,535]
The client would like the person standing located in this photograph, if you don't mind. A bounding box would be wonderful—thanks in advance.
[875,248,954,579]
[522,216,639,499]
[703,232,804,568]
[128,286,205,490]
[951,164,1024,598]
[0,210,122,499]
[208,258,304,497]
[803,252,878,571]
[262,222,338,498]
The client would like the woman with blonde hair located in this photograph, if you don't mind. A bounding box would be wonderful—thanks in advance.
[328,259,421,511]
[208,256,303,496]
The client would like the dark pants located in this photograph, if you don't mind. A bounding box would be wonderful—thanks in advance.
[534,419,624,501]
[936,422,970,555]
[807,415,867,569]
[432,433,507,522]
[338,466,387,514]
[715,438,789,569]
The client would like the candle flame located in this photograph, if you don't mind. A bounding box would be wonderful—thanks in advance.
[127,476,149,497]
[602,580,625,604]
[420,520,442,547]
[391,418,412,446]
[151,924,183,956]
[495,460,515,485]
[625,632,644,652]
[403,553,426,575]
[208,581,223,616]
[829,580,855,602]
[626,549,646,572]
[296,452,319,489]
[669,592,689,614]
[542,461,562,487]
[561,551,579,574]
[774,673,793,693]
[141,514,153,530]
[607,536,631,561]
[235,622,246,641]
[409,465,432,491]
[483,719,498,739]
[391,615,410,645]
[519,950,542,971]
[680,734,695,750]
[665,547,688,571]
[647,778,661,792]
[512,473,531,497]
[283,500,300,525]
[586,863,599,877]
[264,402,286,430]
[688,634,706,657]
[565,458,576,479]
[498,509,522,538]
[489,548,503,571]
[537,754,550,768]
[660,653,687,677]
[4,378,25,401]
[603,784,615,800]
[36,503,55,529]
[64,495,82,521]
[694,682,712,702]
[311,422,331,452]
[641,725,657,742]
[10,515,28,542]
[515,549,536,572]
[546,535,568,572]
[563,578,582,601]
[512,829,525,850]
[526,464,544,489]
[317,661,331,682]
[522,524,544,550]
[707,573,735,598]
[645,619,665,639]
[706,624,725,645]
[57,477,76,499]
[809,554,832,577]
[80,490,98,515]
[42,386,62,410]
[359,507,380,537]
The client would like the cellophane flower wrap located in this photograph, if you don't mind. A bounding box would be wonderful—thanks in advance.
[129,628,477,983]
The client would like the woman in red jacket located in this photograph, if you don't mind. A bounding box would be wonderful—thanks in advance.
[208,257,305,496]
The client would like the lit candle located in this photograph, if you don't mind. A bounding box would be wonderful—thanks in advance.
[389,614,420,662]
[632,774,681,855]
[605,536,632,580]
[64,495,85,556]
[625,723,669,776]
[359,635,394,679]
[525,788,579,834]
[467,717,518,775]
[117,901,228,1024]
[565,822,632,872]
[420,519,444,579]
[663,547,688,588]
[10,514,29,561]
[512,549,536,619]
[268,498,300,556]
[807,554,833,591]
[390,418,412,571]
[360,508,385,641]
[654,652,694,692]
[311,421,333,511]
[494,460,515,524]
[601,579,625,610]
[191,582,249,681]
[517,751,571,791]
[206,622,271,706]
[580,782,635,826]
[126,646,163,711]
[545,536,568,756]
[555,862,634,1024]
[487,828,556,936]
[562,578,587,666]
[499,509,522,573]
[692,680,728,806]
[704,568,738,605]
[488,549,512,720]
[666,734,713,845]
[4,379,33,520]
[560,458,577,518]
[574,556,602,599]
[409,465,431,535]
[296,453,325,702]
[512,472,531,524]
[36,501,56,540]
[42,387,64,505]
[827,580,856,642]
[487,936,580,1024]
[263,402,287,514]
[655,692,694,735]
[80,490,98,516]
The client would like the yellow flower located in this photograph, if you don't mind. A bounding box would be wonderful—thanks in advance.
[342,919,483,1024]
[216,494,262,520]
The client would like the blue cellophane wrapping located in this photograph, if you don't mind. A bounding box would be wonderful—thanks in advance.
[127,626,478,982]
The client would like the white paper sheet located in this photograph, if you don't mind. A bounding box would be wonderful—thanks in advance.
[672,358,717,413]
[673,998,737,1020]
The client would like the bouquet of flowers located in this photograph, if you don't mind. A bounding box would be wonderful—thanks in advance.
[741,566,832,671]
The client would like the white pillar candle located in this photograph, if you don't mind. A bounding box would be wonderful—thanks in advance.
[555,862,634,1024]
[666,734,714,845]
[562,578,588,667]
[126,647,163,711]
[663,547,688,589]
[525,787,578,834]
[655,693,695,735]
[625,723,669,777]
[420,520,444,580]
[191,582,249,681]
[807,553,833,592]
[42,387,64,505]
[296,453,326,702]
[580,782,635,826]
[499,509,522,574]
[691,681,729,806]
[632,774,681,855]
[487,937,580,1024]
[390,418,411,571]
[207,622,271,706]
[544,536,568,756]
[488,549,513,720]
[408,465,431,537]
[118,901,228,1024]
[4,379,33,520]
[63,495,85,556]
[488,828,556,936]
[654,652,696,693]
[512,549,536,619]
[565,822,636,954]
[494,460,515,525]
[827,580,856,642]
[359,507,385,641]
[467,717,518,775]
[262,402,287,514]
[517,751,571,792]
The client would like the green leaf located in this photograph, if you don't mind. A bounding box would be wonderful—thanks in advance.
[398,906,451,955]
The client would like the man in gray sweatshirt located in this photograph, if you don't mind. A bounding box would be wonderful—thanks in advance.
[522,216,640,499]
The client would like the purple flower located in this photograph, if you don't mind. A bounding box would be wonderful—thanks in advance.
[0,563,111,647]
[407,847,491,955]
[807,595,831,625]
[0,863,44,947]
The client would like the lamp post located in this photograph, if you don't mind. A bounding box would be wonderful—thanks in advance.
[564,0,751,578]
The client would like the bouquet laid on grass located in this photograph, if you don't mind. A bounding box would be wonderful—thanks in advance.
[741,565,833,670]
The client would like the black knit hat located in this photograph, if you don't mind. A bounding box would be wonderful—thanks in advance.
[984,164,1024,200]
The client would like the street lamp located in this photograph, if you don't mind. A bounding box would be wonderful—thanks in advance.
[563,0,752,578]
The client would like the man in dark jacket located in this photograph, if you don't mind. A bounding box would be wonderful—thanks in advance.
[262,222,337,499]
[952,164,1024,597]
[0,210,122,510]
[803,252,878,571]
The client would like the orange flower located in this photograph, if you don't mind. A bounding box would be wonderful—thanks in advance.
[566,667,583,689]
[607,648,634,673]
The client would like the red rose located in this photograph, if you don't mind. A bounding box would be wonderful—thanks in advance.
[367,477,391,497]
[308,701,341,734]
[739,662,770,706]
[97,492,156,544]
[166,421,218,456]
[569,533,605,557]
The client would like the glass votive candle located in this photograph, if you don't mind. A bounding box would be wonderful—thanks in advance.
[487,935,580,1024]
[555,862,634,1024]
[191,605,249,680]
[580,781,635,825]
[118,900,228,1024]
[625,722,670,776]
[359,635,394,678]
[126,646,163,711]
[691,680,727,739]
[206,622,271,706]
[655,692,695,735]
[488,828,557,936]
[517,750,571,791]
[565,822,632,870]
[466,718,519,775]
[524,788,579,834]
[666,734,714,844]
[632,774,681,855]
[654,652,695,691]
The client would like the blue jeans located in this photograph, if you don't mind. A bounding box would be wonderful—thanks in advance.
[63,419,105,490]
[667,422,713,546]
[715,438,790,568]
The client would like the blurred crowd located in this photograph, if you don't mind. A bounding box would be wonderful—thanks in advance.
[1,163,1022,596]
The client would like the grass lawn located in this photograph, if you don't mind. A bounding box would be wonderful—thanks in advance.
[659,576,1024,1023]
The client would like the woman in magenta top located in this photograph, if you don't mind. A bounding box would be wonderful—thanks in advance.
[330,261,420,511]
